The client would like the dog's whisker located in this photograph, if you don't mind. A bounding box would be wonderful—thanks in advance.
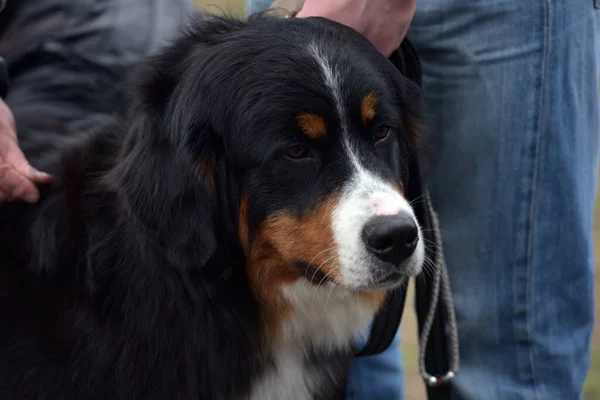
[305,247,338,313]
[417,256,437,283]
[408,194,426,206]
[323,281,338,311]
[421,238,439,249]
[306,246,336,270]
[307,247,336,282]
[309,259,338,312]
[316,264,341,312]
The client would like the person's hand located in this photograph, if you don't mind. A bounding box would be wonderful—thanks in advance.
[0,98,51,204]
[296,0,417,57]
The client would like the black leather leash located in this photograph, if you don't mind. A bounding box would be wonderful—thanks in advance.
[0,0,8,98]
[0,56,8,99]
[0,0,8,99]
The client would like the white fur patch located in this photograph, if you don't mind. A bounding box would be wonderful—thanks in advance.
[306,42,348,136]
[249,281,379,400]
[248,346,320,400]
[332,139,425,289]
[307,40,424,289]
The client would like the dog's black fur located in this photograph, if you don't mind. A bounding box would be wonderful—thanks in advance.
[0,13,424,399]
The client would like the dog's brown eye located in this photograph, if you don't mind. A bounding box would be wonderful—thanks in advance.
[374,127,390,141]
[286,145,309,159]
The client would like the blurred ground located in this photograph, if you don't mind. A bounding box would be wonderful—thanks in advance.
[586,202,600,400]
[193,1,599,398]
[195,0,245,16]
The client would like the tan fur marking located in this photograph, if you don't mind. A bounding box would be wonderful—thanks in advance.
[197,153,215,188]
[361,92,378,124]
[245,194,341,343]
[358,290,387,309]
[403,114,423,154]
[296,113,327,139]
[390,179,404,194]
[239,194,250,250]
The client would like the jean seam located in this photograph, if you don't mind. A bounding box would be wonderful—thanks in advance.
[523,2,552,399]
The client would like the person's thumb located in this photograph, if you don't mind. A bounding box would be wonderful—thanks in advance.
[16,161,53,183]
[2,141,52,184]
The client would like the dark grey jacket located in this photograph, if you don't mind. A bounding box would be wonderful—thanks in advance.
[0,0,194,144]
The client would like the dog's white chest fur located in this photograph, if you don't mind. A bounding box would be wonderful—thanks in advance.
[248,281,380,400]
[248,347,326,400]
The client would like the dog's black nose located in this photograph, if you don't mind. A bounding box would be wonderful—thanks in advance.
[362,214,419,265]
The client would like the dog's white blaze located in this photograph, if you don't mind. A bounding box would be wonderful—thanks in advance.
[306,42,348,136]
[333,139,425,288]
[306,41,424,288]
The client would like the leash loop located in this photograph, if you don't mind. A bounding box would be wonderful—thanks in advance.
[417,197,460,387]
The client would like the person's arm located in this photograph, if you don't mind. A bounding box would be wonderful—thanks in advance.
[296,0,417,57]
[0,96,51,204]
[0,4,52,205]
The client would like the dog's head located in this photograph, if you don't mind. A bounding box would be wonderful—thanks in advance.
[110,14,425,301]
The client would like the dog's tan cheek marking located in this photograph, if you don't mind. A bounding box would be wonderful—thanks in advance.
[264,195,340,277]
[361,91,377,125]
[246,225,298,346]
[245,194,341,344]
[296,113,327,140]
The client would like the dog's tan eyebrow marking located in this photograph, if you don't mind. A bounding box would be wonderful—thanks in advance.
[296,113,327,139]
[361,91,377,124]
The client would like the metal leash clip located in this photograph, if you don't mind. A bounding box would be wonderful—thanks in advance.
[426,371,456,387]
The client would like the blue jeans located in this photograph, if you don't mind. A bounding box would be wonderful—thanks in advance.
[248,1,600,399]
[409,1,599,399]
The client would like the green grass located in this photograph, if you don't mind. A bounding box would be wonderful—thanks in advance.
[584,199,600,400]
[585,343,600,399]
[194,0,246,16]
[400,283,427,399]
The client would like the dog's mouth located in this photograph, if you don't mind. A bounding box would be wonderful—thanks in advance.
[365,268,406,290]
[293,261,333,285]
[293,260,409,290]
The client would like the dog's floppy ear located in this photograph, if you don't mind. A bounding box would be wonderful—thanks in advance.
[105,15,255,270]
[106,61,222,270]
[106,111,221,270]
[133,14,250,115]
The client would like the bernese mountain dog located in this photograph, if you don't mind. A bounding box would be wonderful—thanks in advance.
[0,13,427,400]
